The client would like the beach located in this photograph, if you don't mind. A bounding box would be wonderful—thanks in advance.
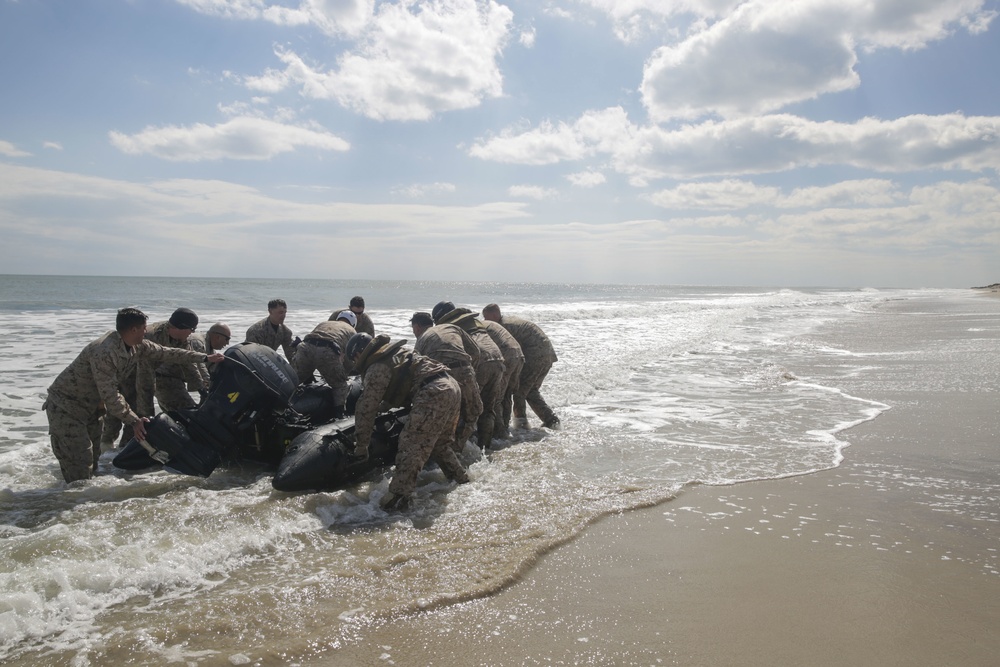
[304,292,1000,667]
[3,281,998,666]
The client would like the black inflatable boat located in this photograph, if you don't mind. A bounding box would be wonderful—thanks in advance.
[112,342,407,490]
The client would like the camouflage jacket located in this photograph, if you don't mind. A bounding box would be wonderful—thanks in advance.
[303,320,355,351]
[497,315,557,363]
[144,321,205,385]
[245,317,295,359]
[483,320,524,366]
[354,351,447,452]
[46,331,209,424]
[187,332,213,384]
[329,309,375,336]
[436,308,503,366]
[413,323,480,369]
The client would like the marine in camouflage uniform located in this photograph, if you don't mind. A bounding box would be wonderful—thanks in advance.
[245,298,296,360]
[349,334,468,509]
[195,322,233,379]
[433,304,506,450]
[100,305,205,450]
[45,308,222,483]
[329,296,374,336]
[482,319,524,439]
[411,316,482,452]
[142,309,208,413]
[290,317,356,415]
[329,308,375,336]
[482,304,559,429]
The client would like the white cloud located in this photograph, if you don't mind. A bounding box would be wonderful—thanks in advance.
[0,163,526,264]
[573,0,741,41]
[640,0,995,121]
[757,179,1000,252]
[43,141,64,151]
[176,0,375,36]
[566,170,606,188]
[244,0,513,121]
[108,116,350,161]
[393,182,457,198]
[0,140,31,158]
[648,179,781,210]
[1,164,997,285]
[780,179,902,209]
[544,7,574,21]
[0,162,532,277]
[648,179,902,211]
[508,184,558,200]
[469,107,632,165]
[471,109,1000,181]
[576,0,739,22]
[519,26,536,48]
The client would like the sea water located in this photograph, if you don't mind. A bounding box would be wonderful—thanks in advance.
[0,276,987,665]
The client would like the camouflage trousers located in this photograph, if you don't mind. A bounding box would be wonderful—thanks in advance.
[494,356,523,438]
[290,342,349,410]
[388,374,467,498]
[450,363,483,451]
[155,376,197,413]
[514,358,557,426]
[45,400,103,483]
[475,359,505,450]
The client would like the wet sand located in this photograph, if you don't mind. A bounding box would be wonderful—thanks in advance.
[319,294,1000,667]
[324,389,999,666]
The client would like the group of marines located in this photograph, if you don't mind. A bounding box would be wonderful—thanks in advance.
[43,295,560,511]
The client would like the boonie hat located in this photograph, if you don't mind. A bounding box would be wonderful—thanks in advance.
[169,307,199,330]
[431,301,455,323]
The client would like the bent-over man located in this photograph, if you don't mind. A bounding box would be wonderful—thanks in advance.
[410,311,483,452]
[432,301,506,450]
[482,318,524,439]
[44,307,225,483]
[345,333,468,512]
[482,303,560,430]
[291,311,357,417]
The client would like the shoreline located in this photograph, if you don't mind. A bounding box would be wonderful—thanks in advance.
[305,294,1000,667]
[315,386,1000,666]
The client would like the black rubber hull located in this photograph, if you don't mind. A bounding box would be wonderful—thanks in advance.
[113,342,300,476]
[112,342,407,491]
[272,409,406,492]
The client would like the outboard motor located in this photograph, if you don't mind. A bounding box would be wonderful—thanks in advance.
[113,343,299,476]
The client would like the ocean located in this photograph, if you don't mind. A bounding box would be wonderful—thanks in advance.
[0,276,995,665]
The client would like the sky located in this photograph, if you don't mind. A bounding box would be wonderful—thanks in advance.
[2,0,1000,288]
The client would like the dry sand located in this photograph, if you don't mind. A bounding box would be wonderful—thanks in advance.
[322,295,1000,666]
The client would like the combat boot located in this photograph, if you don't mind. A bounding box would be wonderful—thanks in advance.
[541,416,561,431]
[381,491,410,512]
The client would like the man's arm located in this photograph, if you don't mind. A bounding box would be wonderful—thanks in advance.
[90,353,139,425]
[353,363,391,456]
[458,328,481,367]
